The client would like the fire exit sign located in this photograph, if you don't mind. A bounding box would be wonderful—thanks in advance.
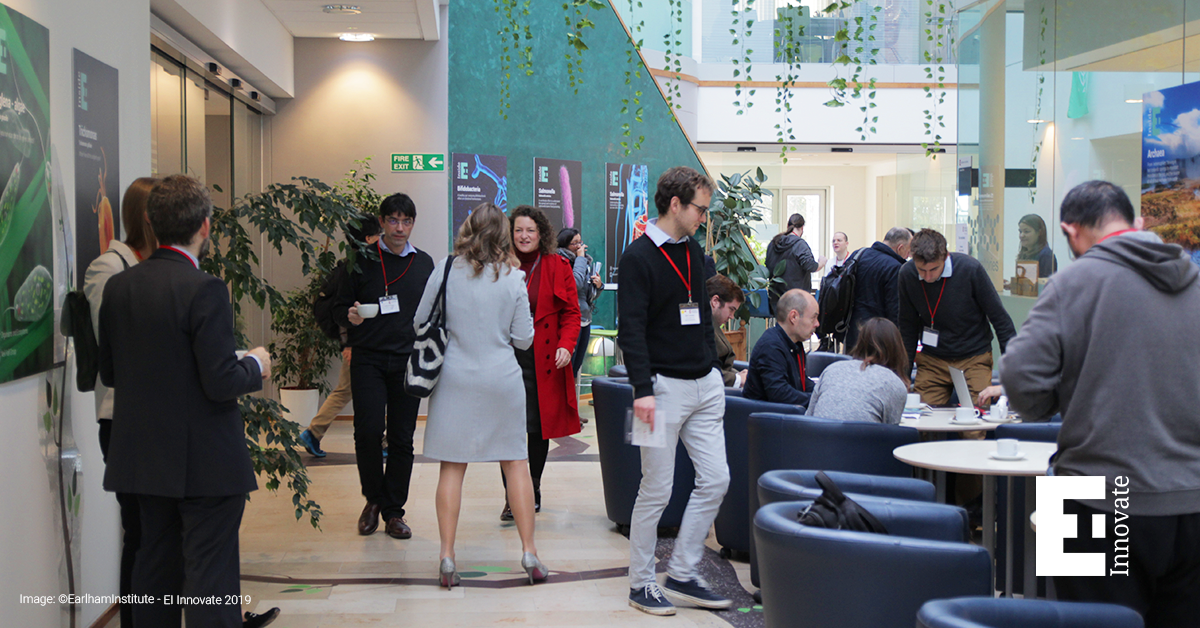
[391,153,444,172]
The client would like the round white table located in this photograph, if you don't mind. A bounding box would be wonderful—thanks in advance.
[899,409,1008,433]
[894,440,1056,598]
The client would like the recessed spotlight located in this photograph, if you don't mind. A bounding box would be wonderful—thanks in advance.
[324,4,362,14]
[1125,98,1143,104]
[340,33,375,42]
[1027,119,1048,124]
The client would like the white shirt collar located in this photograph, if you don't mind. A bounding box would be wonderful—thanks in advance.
[645,218,689,246]
[379,239,416,257]
[162,245,199,268]
[941,254,953,278]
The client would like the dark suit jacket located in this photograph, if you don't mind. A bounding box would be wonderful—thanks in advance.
[744,325,814,407]
[99,247,261,498]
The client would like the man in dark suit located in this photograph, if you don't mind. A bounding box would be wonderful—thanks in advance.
[99,174,271,628]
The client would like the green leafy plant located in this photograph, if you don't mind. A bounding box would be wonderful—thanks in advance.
[1028,3,1047,200]
[565,0,607,93]
[619,1,647,155]
[661,0,686,112]
[921,0,954,156]
[495,0,534,120]
[731,0,756,116]
[823,0,882,141]
[702,168,775,322]
[774,6,805,163]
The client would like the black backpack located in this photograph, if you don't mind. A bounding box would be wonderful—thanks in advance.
[816,247,864,340]
[61,251,129,392]
[796,471,889,534]
[312,261,348,341]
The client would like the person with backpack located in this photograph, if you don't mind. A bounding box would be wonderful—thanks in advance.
[844,227,911,349]
[300,218,381,458]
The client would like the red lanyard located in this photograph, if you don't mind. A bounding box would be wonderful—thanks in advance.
[160,245,197,269]
[379,241,415,295]
[523,255,541,288]
[796,352,807,392]
[921,279,946,328]
[1098,228,1137,243]
[658,245,693,302]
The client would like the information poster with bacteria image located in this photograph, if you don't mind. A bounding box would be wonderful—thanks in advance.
[0,4,53,384]
[604,162,649,283]
[451,152,506,237]
[73,49,120,291]
[533,157,581,236]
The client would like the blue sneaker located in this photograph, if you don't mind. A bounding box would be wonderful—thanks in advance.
[629,583,676,616]
[663,576,732,610]
[298,429,326,458]
[382,447,388,459]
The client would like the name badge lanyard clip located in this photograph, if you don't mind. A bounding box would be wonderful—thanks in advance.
[659,246,700,325]
[523,255,541,289]
[921,279,946,348]
[378,242,415,314]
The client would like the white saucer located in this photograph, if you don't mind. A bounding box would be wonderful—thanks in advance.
[983,415,1015,423]
[989,452,1027,461]
[950,419,981,426]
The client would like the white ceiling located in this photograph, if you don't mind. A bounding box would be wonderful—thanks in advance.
[260,0,442,40]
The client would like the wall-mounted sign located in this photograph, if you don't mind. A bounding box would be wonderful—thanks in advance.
[74,49,120,291]
[450,152,506,237]
[391,153,444,172]
[533,157,581,235]
[604,162,649,283]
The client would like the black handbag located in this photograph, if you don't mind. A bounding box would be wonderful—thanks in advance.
[797,471,889,534]
[405,256,455,398]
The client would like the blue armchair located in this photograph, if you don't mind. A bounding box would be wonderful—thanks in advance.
[805,351,852,377]
[917,597,1144,628]
[755,500,992,628]
[713,397,805,557]
[590,377,695,533]
[747,412,919,586]
[757,469,936,506]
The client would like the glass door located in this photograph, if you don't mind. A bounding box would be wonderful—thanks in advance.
[781,188,828,260]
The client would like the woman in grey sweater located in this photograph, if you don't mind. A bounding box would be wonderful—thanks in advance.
[805,318,910,424]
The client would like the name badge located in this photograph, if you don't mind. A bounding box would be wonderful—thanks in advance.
[680,302,701,326]
[379,294,400,315]
[922,326,939,348]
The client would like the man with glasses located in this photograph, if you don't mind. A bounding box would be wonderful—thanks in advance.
[334,194,434,540]
[619,166,731,616]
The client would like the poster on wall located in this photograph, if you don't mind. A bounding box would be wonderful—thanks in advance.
[73,49,120,290]
[450,152,507,237]
[0,5,53,385]
[1141,82,1200,265]
[604,162,649,283]
[533,157,582,236]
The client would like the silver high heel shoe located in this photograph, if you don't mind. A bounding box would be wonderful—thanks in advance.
[439,557,460,589]
[521,552,549,584]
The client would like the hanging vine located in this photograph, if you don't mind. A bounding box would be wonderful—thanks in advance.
[731,0,756,116]
[495,0,534,120]
[564,0,607,93]
[661,0,686,111]
[920,0,953,156]
[774,6,804,162]
[823,0,881,141]
[620,0,647,155]
[1028,3,1048,201]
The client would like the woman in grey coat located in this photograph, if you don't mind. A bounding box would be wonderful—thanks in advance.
[556,228,604,376]
[415,203,548,589]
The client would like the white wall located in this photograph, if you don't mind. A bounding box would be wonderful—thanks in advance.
[0,1,152,626]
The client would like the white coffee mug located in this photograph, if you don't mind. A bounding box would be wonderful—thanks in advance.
[989,403,1008,422]
[996,438,1021,458]
[357,303,380,318]
[905,393,922,410]
[954,406,981,423]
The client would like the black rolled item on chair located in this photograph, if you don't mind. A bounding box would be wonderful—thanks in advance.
[916,597,1145,628]
[755,500,992,628]
[590,377,695,532]
[804,350,852,378]
[747,413,920,587]
[714,396,805,556]
[757,481,968,541]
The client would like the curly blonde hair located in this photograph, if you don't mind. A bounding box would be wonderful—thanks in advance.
[455,203,516,279]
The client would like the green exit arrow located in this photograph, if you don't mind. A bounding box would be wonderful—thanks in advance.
[391,153,445,172]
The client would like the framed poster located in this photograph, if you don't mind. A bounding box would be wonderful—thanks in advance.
[604,162,649,283]
[533,157,581,236]
[450,152,507,237]
[73,49,120,289]
[1142,83,1200,265]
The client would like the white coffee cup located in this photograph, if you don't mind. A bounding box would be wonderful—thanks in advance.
[954,406,981,423]
[357,303,380,319]
[996,438,1021,458]
[906,393,922,410]
[235,350,248,360]
[989,403,1008,422]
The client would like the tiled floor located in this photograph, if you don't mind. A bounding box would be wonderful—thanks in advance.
[229,404,753,627]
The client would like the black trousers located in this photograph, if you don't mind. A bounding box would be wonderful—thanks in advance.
[1056,500,1200,628]
[571,325,591,376]
[99,420,140,628]
[134,493,245,628]
[350,347,421,520]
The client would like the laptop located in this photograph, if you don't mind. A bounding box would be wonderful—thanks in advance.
[948,366,974,408]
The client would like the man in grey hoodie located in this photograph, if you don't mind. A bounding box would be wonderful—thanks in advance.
[1002,180,1200,626]
[765,213,827,314]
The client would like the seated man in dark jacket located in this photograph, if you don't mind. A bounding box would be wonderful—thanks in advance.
[845,227,911,349]
[744,289,820,407]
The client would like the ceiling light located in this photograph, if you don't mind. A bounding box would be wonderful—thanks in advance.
[340,33,375,42]
[324,4,362,14]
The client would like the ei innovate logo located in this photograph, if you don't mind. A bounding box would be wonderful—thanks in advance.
[1036,475,1132,577]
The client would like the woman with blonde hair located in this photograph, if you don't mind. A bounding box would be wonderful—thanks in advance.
[804,317,910,424]
[415,202,548,588]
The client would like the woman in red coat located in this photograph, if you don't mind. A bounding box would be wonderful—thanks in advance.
[501,205,582,519]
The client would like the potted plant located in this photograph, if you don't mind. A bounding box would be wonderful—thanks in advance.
[702,167,778,323]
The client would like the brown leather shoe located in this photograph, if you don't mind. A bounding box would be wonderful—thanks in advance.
[358,502,381,535]
[385,517,412,539]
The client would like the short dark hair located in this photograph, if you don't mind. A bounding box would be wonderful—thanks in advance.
[556,228,580,250]
[775,288,810,323]
[345,213,381,245]
[379,193,416,219]
[883,227,911,246]
[1060,180,1135,228]
[654,166,713,216]
[147,175,211,246]
[706,274,744,304]
[510,205,555,255]
[909,228,948,263]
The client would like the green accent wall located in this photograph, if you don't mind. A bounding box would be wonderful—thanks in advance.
[449,1,706,329]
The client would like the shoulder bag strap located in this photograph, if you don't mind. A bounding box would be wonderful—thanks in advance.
[429,255,455,326]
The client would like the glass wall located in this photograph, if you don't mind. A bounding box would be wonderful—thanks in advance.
[957,0,1200,306]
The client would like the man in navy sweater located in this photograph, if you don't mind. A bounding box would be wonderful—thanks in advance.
[744,289,820,407]
[619,166,731,616]
[334,194,435,540]
[898,229,1015,406]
